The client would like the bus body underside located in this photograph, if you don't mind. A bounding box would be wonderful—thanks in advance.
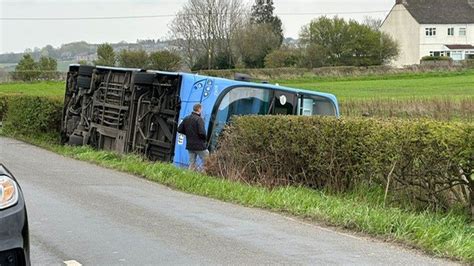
[62,65,181,162]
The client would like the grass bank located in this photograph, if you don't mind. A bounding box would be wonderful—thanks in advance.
[4,132,473,263]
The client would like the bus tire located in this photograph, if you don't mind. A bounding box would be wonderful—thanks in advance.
[78,65,95,77]
[134,73,155,85]
[77,76,91,89]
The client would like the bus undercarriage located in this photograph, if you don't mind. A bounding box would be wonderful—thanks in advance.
[62,65,181,162]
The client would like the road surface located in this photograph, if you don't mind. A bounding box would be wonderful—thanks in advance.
[0,137,455,265]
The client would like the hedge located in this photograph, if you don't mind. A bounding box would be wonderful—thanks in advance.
[421,56,453,61]
[2,95,63,137]
[2,95,473,218]
[206,116,474,217]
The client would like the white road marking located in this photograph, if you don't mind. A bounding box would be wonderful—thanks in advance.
[64,260,82,266]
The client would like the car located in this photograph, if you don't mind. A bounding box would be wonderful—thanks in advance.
[0,164,30,266]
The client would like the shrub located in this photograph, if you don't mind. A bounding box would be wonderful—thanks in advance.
[0,96,10,121]
[421,56,452,61]
[2,96,63,137]
[206,116,473,217]
[117,49,149,69]
[13,54,40,82]
[264,48,300,68]
[148,50,182,71]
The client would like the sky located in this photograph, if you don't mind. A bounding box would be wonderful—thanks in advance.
[0,0,395,54]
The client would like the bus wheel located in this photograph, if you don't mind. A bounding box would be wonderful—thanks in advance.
[77,76,92,89]
[78,65,95,77]
[134,73,155,85]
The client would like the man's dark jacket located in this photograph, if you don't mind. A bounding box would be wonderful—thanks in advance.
[177,112,207,151]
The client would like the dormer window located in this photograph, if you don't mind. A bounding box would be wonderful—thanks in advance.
[425,28,436,36]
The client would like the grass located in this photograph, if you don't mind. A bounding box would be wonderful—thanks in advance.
[276,70,474,121]
[278,69,474,100]
[5,132,473,264]
[0,81,64,98]
[0,70,473,121]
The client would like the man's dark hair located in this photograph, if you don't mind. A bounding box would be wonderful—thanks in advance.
[193,103,202,112]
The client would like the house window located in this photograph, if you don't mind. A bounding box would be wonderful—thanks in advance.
[429,51,449,57]
[448,28,454,36]
[425,28,436,36]
[459,28,466,36]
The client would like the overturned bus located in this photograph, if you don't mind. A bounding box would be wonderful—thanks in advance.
[61,65,339,168]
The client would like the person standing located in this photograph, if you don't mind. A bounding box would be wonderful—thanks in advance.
[177,103,209,170]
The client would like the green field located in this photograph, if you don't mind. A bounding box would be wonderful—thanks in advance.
[1,70,473,120]
[278,70,474,100]
[0,81,64,98]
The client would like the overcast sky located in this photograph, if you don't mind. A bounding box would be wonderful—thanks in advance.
[0,0,395,54]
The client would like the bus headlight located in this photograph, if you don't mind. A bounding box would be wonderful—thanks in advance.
[0,176,19,210]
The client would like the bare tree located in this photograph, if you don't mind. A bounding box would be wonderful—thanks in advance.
[169,0,248,70]
[363,16,383,31]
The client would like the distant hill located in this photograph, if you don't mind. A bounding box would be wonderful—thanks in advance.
[0,39,176,72]
[1,38,299,72]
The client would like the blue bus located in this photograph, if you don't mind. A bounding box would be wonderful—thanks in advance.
[61,65,339,168]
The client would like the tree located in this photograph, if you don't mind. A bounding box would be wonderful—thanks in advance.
[148,50,182,71]
[38,56,58,79]
[264,47,300,68]
[169,0,247,70]
[250,0,283,45]
[299,43,328,68]
[13,54,40,81]
[94,43,116,66]
[235,23,281,68]
[117,49,149,69]
[300,16,399,67]
[363,16,383,31]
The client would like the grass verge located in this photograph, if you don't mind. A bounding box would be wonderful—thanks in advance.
[4,132,472,263]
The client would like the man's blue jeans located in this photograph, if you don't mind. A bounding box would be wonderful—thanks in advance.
[188,149,209,170]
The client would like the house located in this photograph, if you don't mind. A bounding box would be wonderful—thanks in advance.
[381,0,474,67]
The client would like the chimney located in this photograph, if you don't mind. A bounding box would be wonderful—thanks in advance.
[396,0,408,4]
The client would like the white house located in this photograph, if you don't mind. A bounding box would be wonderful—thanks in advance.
[381,0,474,67]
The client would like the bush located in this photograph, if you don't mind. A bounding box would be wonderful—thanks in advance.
[117,49,149,69]
[13,54,40,82]
[148,50,182,71]
[2,96,63,137]
[421,56,452,61]
[0,96,10,121]
[264,48,300,68]
[206,116,473,217]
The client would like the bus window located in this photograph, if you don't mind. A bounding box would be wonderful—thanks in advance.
[273,91,297,115]
[298,95,337,116]
[209,87,272,150]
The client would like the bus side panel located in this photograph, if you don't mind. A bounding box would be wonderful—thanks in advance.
[173,75,240,168]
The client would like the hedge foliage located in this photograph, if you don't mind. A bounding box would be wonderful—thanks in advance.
[206,116,474,216]
[2,96,63,137]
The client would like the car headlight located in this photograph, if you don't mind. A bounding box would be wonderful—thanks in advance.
[0,175,19,210]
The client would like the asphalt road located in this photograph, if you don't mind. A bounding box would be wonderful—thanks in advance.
[0,137,456,265]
